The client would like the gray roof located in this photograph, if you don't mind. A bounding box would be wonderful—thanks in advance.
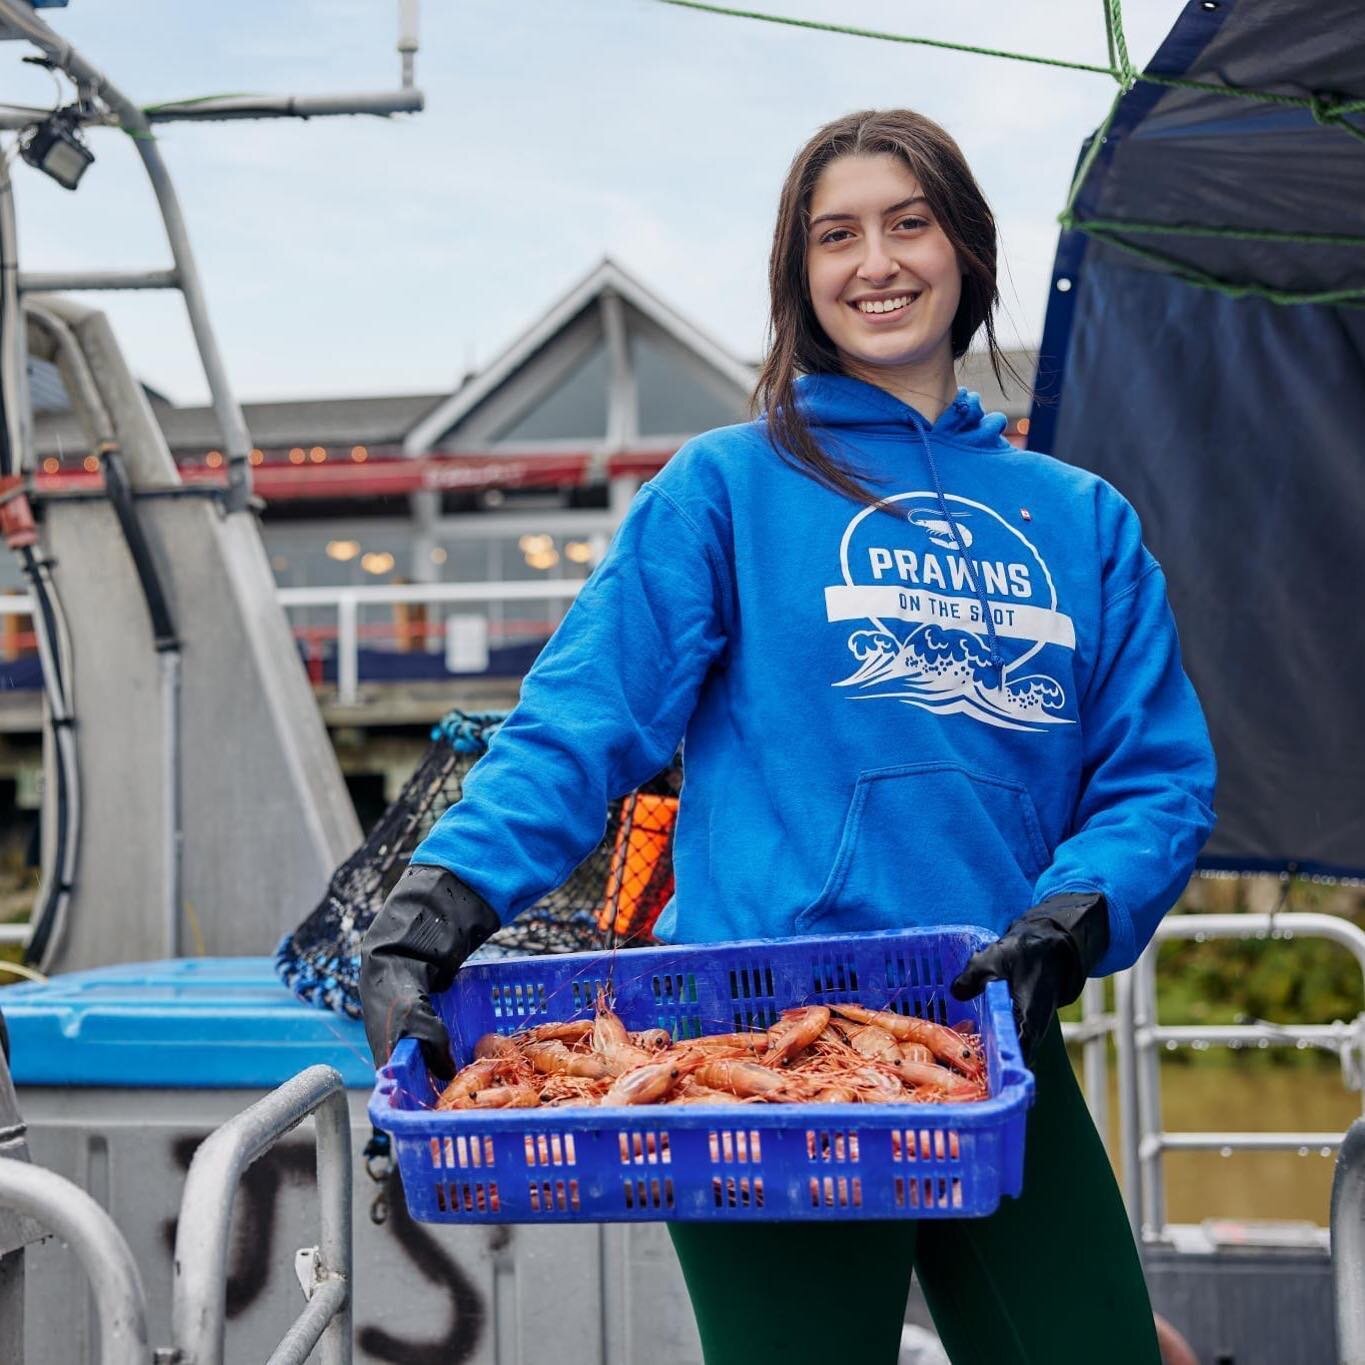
[29,329,1036,459]
[33,388,451,457]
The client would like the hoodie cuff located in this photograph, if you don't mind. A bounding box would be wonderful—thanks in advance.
[1032,878,1136,979]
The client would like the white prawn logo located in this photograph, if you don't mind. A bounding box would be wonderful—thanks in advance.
[824,493,1077,733]
[906,507,972,550]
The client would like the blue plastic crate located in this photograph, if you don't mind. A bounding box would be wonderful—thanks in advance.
[369,926,1034,1223]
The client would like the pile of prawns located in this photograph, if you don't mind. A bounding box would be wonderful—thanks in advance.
[436,991,988,1111]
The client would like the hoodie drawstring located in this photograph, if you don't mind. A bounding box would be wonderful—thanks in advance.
[910,417,1005,688]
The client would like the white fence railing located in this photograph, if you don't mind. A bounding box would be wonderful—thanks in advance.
[0,580,590,708]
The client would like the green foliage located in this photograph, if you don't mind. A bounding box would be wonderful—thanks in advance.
[1062,877,1365,1067]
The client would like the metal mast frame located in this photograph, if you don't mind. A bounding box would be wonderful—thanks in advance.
[0,0,424,511]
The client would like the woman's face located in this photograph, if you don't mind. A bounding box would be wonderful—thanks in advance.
[805,152,962,381]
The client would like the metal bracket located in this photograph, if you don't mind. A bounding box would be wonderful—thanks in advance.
[293,1245,321,1301]
[1344,1013,1365,1092]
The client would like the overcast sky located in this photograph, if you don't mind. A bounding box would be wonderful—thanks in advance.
[7,0,1181,405]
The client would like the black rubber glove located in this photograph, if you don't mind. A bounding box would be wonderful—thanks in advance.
[950,892,1109,1063]
[360,864,500,1080]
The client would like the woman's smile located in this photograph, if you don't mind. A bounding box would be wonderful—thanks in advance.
[847,290,922,319]
[805,152,962,411]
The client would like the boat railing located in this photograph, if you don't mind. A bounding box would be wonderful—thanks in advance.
[1061,911,1365,1244]
[0,1062,352,1363]
[1333,1117,1365,1361]
[171,1063,352,1365]
[0,1155,151,1365]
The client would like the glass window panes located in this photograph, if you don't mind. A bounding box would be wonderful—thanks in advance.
[493,344,609,443]
[632,331,748,436]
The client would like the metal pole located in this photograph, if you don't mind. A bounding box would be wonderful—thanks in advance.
[143,90,424,122]
[1333,1118,1365,1363]
[0,1158,150,1365]
[0,0,255,510]
[0,1036,33,1365]
[18,269,180,293]
[1134,946,1166,1237]
[1080,976,1109,1141]
[172,1065,351,1365]
[1114,966,1142,1241]
[314,1065,353,1365]
[337,594,359,707]
[161,650,183,957]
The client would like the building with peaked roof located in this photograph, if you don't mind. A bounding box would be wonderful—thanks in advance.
[23,258,1037,692]
[8,260,1038,820]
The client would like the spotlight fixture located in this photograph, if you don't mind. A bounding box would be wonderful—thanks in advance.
[20,112,95,192]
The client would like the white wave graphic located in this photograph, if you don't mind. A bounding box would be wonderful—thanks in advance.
[836,625,1071,732]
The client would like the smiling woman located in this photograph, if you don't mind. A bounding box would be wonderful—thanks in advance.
[361,104,1214,1365]
[807,162,960,384]
[757,109,1027,508]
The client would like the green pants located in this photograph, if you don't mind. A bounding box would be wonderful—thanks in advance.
[668,1019,1158,1365]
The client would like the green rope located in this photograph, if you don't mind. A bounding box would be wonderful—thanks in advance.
[654,2,1117,77]
[657,0,1365,306]
[1059,213,1365,251]
[1072,224,1365,307]
[656,0,1365,138]
[1104,0,1136,89]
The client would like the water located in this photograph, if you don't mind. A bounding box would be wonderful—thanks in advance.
[1089,1057,1357,1225]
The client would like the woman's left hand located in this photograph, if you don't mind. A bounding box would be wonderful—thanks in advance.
[950,893,1110,1062]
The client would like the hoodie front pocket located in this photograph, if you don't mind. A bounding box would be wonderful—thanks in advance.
[794,763,1051,934]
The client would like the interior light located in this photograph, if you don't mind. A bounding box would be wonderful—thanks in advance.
[82,455,99,473]
[351,445,369,462]
[430,547,448,564]
[326,539,361,562]
[525,548,560,571]
[309,446,327,463]
[518,533,554,554]
[1016,418,1031,436]
[41,457,59,475]
[564,540,592,564]
[20,113,95,192]
[288,447,306,465]
[361,551,395,575]
[205,451,224,469]
[249,448,265,466]
[271,555,289,572]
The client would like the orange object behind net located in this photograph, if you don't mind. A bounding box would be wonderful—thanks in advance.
[597,792,678,941]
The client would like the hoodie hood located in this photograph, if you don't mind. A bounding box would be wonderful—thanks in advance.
[793,372,1011,450]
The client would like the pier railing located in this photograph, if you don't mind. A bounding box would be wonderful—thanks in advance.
[0,580,585,708]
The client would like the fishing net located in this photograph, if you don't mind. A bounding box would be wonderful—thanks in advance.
[276,708,681,1017]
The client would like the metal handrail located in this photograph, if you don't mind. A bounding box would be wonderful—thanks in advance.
[0,1156,150,1365]
[0,577,590,713]
[1124,912,1365,1242]
[278,581,585,706]
[172,1065,351,1365]
[1333,1118,1365,1363]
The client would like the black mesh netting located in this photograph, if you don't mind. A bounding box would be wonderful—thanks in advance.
[275,709,681,1017]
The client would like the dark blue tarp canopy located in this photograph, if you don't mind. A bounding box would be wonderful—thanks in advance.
[1031,0,1365,876]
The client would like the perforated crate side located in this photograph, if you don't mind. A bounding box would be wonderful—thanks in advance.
[372,926,1034,1225]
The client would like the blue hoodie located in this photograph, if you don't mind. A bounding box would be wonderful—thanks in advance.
[413,373,1216,977]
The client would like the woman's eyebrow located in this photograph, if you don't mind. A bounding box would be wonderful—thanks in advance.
[809,194,928,228]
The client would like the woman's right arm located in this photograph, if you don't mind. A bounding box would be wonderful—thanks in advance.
[360,480,730,1071]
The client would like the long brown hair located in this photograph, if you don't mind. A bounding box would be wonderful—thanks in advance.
[754,109,1029,505]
